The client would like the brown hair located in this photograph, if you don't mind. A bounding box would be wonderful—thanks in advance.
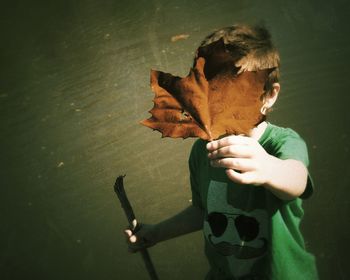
[197,24,280,95]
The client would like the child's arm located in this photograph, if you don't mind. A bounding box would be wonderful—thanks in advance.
[206,135,308,200]
[125,205,204,252]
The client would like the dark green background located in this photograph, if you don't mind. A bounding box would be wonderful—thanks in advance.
[1,0,349,279]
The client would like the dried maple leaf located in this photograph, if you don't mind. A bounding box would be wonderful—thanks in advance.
[141,39,271,140]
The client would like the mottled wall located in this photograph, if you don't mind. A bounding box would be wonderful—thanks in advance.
[1,0,349,279]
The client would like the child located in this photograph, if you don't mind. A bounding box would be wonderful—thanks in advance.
[125,24,318,279]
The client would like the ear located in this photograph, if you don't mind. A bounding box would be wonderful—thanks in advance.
[261,83,280,115]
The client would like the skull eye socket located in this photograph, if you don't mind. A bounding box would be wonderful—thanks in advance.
[234,215,259,242]
[207,212,227,237]
[207,212,260,241]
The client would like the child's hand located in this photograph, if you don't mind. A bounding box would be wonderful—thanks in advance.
[124,223,157,253]
[207,135,272,186]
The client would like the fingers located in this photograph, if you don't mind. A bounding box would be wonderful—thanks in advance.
[124,229,137,243]
[208,145,253,159]
[124,224,155,253]
[124,229,142,253]
[210,158,255,171]
[225,169,256,185]
[206,135,267,186]
[206,135,253,152]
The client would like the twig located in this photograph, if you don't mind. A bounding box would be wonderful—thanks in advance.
[114,175,159,280]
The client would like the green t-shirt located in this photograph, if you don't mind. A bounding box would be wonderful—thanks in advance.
[189,123,318,280]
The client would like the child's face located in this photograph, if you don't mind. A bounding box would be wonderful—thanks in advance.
[197,40,280,117]
[197,39,241,80]
[141,39,280,140]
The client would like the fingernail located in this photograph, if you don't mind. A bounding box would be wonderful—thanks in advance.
[130,236,137,243]
[206,143,211,150]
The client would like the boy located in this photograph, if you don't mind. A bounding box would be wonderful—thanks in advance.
[125,24,318,279]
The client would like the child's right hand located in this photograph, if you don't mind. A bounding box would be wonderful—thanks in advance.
[124,223,157,253]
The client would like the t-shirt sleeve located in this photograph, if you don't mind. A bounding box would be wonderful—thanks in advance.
[188,140,203,208]
[272,129,314,199]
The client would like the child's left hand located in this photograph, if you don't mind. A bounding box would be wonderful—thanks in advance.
[206,135,272,186]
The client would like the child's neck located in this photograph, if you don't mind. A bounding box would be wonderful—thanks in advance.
[249,121,268,141]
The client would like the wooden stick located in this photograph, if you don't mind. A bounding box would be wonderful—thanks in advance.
[114,175,159,280]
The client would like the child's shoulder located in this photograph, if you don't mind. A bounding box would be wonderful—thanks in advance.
[263,122,305,144]
[263,122,310,164]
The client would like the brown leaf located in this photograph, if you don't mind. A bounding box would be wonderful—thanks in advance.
[140,61,209,139]
[141,39,270,140]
